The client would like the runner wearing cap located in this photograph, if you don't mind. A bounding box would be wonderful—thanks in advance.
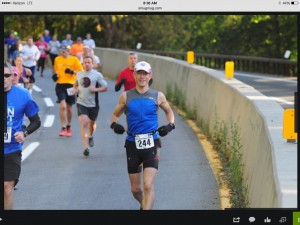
[11,66,21,86]
[73,56,108,156]
[53,45,83,137]
[110,61,175,210]
[115,52,153,92]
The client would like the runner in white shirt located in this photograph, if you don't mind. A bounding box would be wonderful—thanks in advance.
[20,36,40,94]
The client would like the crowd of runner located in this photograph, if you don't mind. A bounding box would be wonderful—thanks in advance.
[4,29,175,210]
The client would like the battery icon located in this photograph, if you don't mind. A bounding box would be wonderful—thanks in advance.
[291,1,299,4]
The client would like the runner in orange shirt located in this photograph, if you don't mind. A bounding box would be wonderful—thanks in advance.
[70,37,84,60]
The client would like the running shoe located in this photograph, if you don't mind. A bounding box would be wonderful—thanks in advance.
[66,127,72,137]
[59,128,66,136]
[89,137,94,147]
[83,148,90,156]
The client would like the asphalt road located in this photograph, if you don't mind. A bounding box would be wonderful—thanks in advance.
[14,68,220,210]
[233,71,297,109]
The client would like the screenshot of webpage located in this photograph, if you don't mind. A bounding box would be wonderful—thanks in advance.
[1,1,299,225]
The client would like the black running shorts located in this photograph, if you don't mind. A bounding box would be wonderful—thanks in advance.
[55,83,75,105]
[23,65,36,83]
[4,151,22,185]
[77,103,99,121]
[124,138,162,174]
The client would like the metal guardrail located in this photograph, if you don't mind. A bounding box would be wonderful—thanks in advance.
[130,49,297,77]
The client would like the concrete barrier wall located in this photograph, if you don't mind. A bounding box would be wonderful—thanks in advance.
[94,48,297,208]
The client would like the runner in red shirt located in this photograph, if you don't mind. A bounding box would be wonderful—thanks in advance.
[115,52,137,92]
[115,52,153,92]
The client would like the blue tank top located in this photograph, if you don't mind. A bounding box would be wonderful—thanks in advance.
[126,88,159,142]
[5,86,39,154]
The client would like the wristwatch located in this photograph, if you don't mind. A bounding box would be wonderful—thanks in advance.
[23,130,29,137]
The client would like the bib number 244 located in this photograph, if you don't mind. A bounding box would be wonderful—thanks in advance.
[135,134,154,149]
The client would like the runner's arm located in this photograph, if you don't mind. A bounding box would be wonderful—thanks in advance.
[157,92,175,136]
[89,75,108,93]
[25,68,32,76]
[158,92,175,124]
[115,73,126,92]
[23,113,41,137]
[72,80,79,95]
[110,92,126,124]
[14,114,41,143]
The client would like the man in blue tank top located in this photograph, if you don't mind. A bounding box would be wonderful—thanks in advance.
[4,62,41,210]
[110,61,175,210]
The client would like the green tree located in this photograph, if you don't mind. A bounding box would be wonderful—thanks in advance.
[4,14,297,60]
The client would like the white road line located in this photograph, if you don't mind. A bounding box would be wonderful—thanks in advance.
[248,96,294,105]
[269,97,294,105]
[21,85,54,161]
[33,84,42,92]
[234,72,297,84]
[44,115,55,127]
[22,142,40,162]
[44,97,54,107]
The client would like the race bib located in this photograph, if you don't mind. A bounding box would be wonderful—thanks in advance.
[66,87,74,96]
[135,134,154,150]
[4,126,12,143]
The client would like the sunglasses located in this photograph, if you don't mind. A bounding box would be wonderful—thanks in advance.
[4,73,12,78]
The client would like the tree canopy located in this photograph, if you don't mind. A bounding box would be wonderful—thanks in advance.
[4,14,297,60]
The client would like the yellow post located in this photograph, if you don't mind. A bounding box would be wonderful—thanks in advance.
[187,51,194,64]
[225,61,234,79]
[283,108,297,142]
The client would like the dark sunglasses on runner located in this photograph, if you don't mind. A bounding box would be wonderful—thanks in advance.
[4,73,12,78]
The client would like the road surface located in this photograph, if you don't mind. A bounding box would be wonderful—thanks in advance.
[14,68,220,210]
